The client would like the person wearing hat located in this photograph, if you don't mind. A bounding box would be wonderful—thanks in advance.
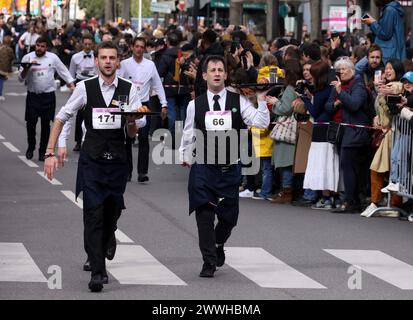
[399,71,413,118]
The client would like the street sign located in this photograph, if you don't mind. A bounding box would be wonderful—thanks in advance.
[150,1,176,14]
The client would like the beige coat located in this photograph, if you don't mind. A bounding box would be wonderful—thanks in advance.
[370,81,403,172]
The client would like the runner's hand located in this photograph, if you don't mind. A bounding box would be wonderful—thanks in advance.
[44,156,59,181]
[57,147,67,167]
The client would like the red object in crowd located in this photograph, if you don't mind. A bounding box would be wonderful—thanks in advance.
[89,17,97,25]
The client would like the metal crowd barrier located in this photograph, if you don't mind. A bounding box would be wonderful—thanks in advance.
[369,115,413,221]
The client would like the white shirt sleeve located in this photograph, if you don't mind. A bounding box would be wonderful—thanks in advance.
[179,100,196,163]
[56,81,87,123]
[240,97,270,129]
[57,108,72,148]
[150,64,168,106]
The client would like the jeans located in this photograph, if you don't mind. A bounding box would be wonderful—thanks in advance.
[166,95,191,136]
[0,76,5,96]
[303,189,318,201]
[280,166,294,188]
[260,157,273,197]
[390,133,405,183]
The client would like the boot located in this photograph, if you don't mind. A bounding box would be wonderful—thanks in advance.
[270,187,293,204]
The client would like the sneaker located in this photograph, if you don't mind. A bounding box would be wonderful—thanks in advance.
[312,198,332,210]
[360,203,378,217]
[252,192,271,200]
[239,189,254,198]
[381,182,400,193]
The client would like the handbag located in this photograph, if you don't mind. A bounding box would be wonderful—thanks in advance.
[270,113,297,144]
[371,129,388,150]
[326,121,343,145]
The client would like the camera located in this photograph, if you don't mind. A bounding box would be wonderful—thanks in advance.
[234,25,241,32]
[295,81,308,95]
[386,95,402,114]
[230,40,241,54]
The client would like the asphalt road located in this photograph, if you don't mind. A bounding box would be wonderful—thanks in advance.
[1,76,413,301]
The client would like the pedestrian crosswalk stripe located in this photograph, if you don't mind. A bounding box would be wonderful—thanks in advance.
[106,245,187,286]
[0,134,4,140]
[36,171,62,185]
[2,142,20,152]
[5,92,27,96]
[18,155,38,168]
[324,249,413,290]
[0,243,47,283]
[60,190,134,243]
[225,247,326,289]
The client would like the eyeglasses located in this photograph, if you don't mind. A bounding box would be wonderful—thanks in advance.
[336,56,350,61]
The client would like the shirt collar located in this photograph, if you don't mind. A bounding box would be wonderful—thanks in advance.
[207,88,226,102]
[99,75,118,89]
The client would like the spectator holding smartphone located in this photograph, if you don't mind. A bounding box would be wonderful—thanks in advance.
[361,0,406,63]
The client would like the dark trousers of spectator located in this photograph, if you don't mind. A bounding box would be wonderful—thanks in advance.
[340,146,365,204]
[195,204,235,266]
[83,197,121,277]
[125,101,150,177]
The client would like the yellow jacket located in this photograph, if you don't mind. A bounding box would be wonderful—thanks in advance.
[257,66,284,83]
[251,127,273,157]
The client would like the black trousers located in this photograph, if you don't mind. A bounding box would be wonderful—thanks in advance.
[74,109,84,145]
[125,101,150,176]
[25,92,55,156]
[340,146,365,203]
[83,196,121,277]
[195,203,235,266]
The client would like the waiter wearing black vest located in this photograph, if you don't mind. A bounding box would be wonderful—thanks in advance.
[179,56,270,277]
[43,41,145,292]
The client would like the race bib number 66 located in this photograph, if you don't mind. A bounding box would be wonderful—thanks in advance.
[92,108,121,129]
[205,111,232,131]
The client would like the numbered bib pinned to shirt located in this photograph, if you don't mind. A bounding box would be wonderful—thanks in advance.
[92,108,121,129]
[205,111,232,131]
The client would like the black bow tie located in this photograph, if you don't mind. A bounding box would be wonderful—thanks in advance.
[84,54,92,58]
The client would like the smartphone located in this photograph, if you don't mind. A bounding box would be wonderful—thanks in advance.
[335,71,341,79]
[374,70,382,83]
[386,95,402,104]
[362,13,370,19]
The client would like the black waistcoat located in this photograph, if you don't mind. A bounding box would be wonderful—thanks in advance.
[194,90,245,165]
[82,77,131,160]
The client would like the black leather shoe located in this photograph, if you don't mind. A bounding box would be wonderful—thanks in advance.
[88,274,104,292]
[138,174,149,183]
[199,263,216,278]
[102,270,109,284]
[83,259,92,271]
[216,246,225,267]
[106,234,117,260]
[25,149,34,160]
[73,143,81,152]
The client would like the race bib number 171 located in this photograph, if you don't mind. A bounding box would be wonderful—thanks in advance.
[92,108,121,129]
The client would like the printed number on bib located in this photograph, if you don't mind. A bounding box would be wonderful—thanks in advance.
[205,111,232,131]
[92,108,121,129]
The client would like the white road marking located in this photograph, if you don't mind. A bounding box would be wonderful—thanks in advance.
[5,92,27,96]
[106,245,186,286]
[36,171,62,185]
[324,249,413,290]
[61,190,83,209]
[2,142,20,152]
[225,247,326,289]
[18,155,38,168]
[0,243,47,282]
[60,190,133,243]
[0,134,4,139]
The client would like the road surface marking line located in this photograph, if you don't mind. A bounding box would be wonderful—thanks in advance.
[18,155,38,168]
[225,247,326,289]
[60,190,133,243]
[324,249,413,290]
[0,243,47,282]
[0,134,4,140]
[106,245,187,286]
[2,142,20,152]
[36,171,62,185]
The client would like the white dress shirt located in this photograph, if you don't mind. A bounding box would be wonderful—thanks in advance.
[56,75,146,147]
[118,56,167,106]
[69,50,96,80]
[19,51,74,94]
[179,88,270,163]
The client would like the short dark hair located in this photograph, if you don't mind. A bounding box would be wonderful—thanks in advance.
[132,36,147,47]
[35,36,48,44]
[167,32,179,47]
[95,41,119,56]
[82,34,94,42]
[368,44,382,57]
[302,43,321,61]
[202,29,218,45]
[202,55,227,73]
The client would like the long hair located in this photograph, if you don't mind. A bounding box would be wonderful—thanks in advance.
[283,59,302,87]
[386,58,405,82]
[310,61,330,91]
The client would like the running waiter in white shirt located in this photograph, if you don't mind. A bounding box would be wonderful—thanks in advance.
[19,36,75,162]
[118,36,168,183]
[69,34,97,152]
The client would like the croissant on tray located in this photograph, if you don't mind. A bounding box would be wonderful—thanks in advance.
[137,105,151,112]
